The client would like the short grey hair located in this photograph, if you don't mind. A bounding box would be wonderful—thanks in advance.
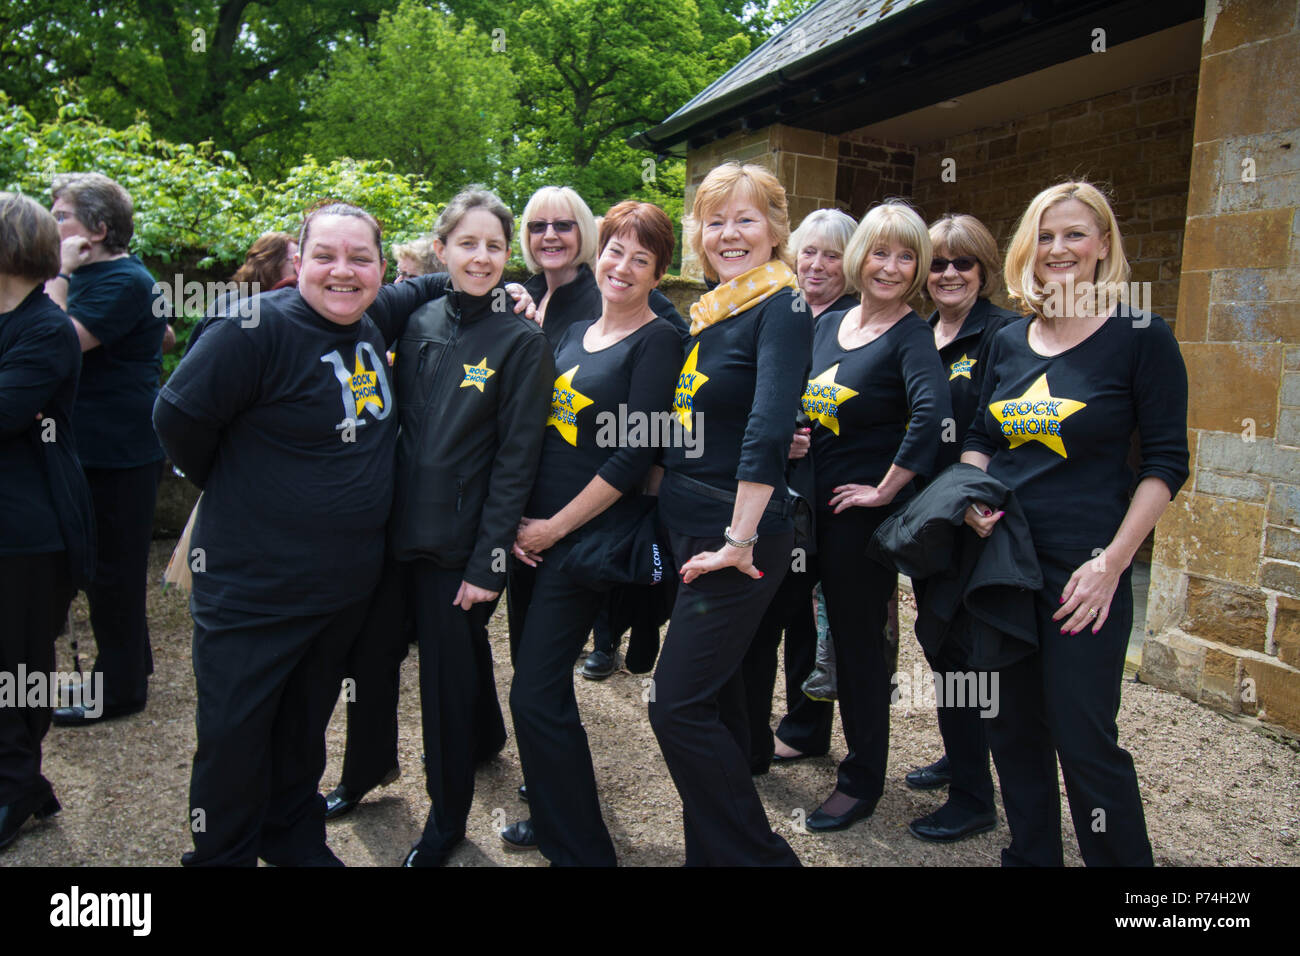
[790,208,858,259]
[51,172,135,253]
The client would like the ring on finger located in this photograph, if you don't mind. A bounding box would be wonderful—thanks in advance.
[1087,608,1098,617]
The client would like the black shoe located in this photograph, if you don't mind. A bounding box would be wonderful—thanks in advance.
[500,819,537,852]
[401,844,446,867]
[580,650,617,680]
[51,702,145,727]
[904,754,951,790]
[806,795,875,833]
[324,766,400,821]
[908,809,997,843]
[0,789,61,853]
[518,784,528,803]
[770,747,826,765]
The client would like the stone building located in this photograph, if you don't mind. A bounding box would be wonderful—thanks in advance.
[632,0,1300,735]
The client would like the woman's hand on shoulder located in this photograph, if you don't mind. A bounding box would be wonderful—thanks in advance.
[505,283,537,322]
[679,542,763,585]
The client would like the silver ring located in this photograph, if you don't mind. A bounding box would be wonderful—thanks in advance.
[1088,608,1098,617]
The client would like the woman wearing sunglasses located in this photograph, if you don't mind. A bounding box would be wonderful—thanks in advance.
[901,213,1018,845]
[520,187,601,346]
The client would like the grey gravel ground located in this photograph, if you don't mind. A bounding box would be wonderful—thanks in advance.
[5,540,1298,867]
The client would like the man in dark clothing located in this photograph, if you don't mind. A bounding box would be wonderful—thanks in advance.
[45,173,164,726]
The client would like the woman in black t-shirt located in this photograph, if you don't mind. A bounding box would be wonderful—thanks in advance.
[962,181,1188,866]
[0,194,90,854]
[649,162,808,866]
[801,200,950,834]
[501,202,681,865]
[519,186,601,346]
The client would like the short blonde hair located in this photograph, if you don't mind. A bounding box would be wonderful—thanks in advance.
[520,186,598,274]
[927,213,1001,299]
[391,235,442,274]
[684,162,793,282]
[1004,181,1130,317]
[842,200,931,301]
[790,208,858,260]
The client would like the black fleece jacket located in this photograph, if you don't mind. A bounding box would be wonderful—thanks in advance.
[389,285,555,590]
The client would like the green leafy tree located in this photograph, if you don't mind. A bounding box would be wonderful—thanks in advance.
[305,2,517,194]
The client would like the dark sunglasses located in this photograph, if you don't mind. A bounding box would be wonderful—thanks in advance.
[526,219,577,235]
[930,256,979,273]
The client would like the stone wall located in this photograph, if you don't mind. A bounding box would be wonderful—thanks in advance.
[1141,0,1300,735]
[835,134,917,214]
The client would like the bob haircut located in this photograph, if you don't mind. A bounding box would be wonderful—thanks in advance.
[790,208,858,260]
[0,192,61,281]
[434,186,514,246]
[232,231,297,289]
[683,161,793,283]
[50,172,135,254]
[520,186,598,274]
[391,235,442,274]
[842,199,931,301]
[598,200,675,280]
[1004,181,1130,317]
[927,213,1002,299]
[299,201,383,255]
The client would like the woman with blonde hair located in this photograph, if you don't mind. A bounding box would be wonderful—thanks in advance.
[648,161,807,865]
[519,185,600,344]
[961,181,1188,865]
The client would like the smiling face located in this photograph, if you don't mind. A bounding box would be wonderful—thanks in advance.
[527,200,581,276]
[701,191,777,283]
[796,240,846,307]
[926,246,981,318]
[295,215,385,325]
[436,207,508,298]
[596,230,658,310]
[858,240,917,307]
[1034,198,1110,291]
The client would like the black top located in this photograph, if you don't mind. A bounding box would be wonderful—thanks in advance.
[156,289,397,614]
[524,264,602,347]
[963,309,1189,549]
[927,297,1020,474]
[0,288,81,555]
[806,309,951,507]
[658,287,811,536]
[649,288,691,344]
[815,292,859,318]
[67,256,166,468]
[528,316,683,521]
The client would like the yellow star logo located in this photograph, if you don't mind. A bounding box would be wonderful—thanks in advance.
[949,354,977,380]
[546,365,594,446]
[801,364,859,436]
[460,357,496,392]
[349,353,384,416]
[989,373,1086,459]
[673,343,709,430]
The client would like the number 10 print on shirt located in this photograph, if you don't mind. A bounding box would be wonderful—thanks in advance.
[320,341,393,431]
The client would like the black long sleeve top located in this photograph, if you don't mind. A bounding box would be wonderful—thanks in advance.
[524,264,602,348]
[658,287,812,536]
[527,316,683,522]
[962,308,1189,549]
[0,288,81,555]
[806,309,951,508]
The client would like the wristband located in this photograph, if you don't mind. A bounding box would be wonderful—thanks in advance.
[57,273,73,282]
[724,526,758,549]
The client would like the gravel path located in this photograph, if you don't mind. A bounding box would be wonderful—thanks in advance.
[6,540,1298,867]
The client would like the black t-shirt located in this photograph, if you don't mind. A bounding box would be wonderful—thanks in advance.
[928,297,1019,474]
[963,309,1189,549]
[658,288,811,536]
[158,290,397,614]
[527,316,682,521]
[806,309,951,507]
[0,288,81,555]
[66,256,165,468]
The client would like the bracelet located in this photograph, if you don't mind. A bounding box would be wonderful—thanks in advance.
[723,526,758,549]
[57,273,73,282]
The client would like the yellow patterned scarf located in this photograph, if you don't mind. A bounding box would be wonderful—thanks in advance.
[689,260,799,336]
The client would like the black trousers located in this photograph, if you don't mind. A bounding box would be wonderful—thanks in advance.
[817,504,898,804]
[185,595,367,866]
[986,547,1151,866]
[742,557,833,771]
[509,561,617,866]
[649,530,800,867]
[0,552,73,806]
[84,462,161,710]
[912,579,996,816]
[337,555,413,792]
[410,560,506,856]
